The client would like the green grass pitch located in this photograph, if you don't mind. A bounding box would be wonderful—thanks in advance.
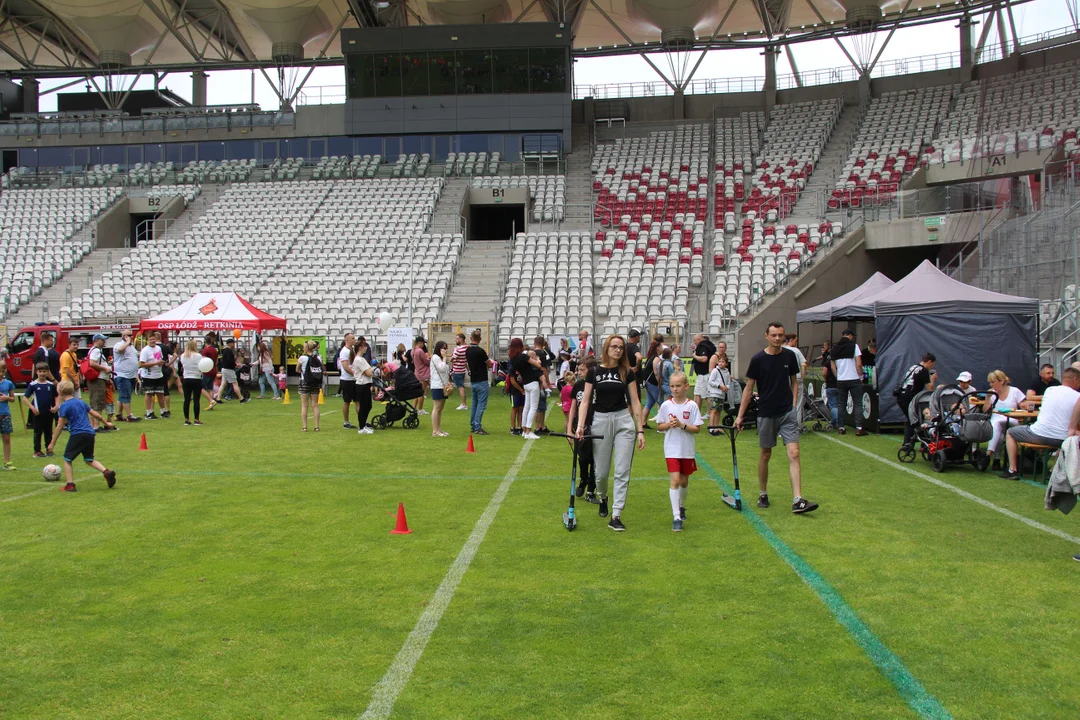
[1,392,1078,719]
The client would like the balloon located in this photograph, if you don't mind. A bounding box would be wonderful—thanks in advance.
[198,357,214,374]
[232,329,242,339]
[377,312,395,332]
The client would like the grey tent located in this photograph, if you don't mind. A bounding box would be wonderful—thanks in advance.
[796,272,895,322]
[858,261,1039,422]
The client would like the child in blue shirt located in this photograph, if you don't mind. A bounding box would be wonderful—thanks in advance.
[47,380,117,492]
[0,359,15,471]
[23,363,59,458]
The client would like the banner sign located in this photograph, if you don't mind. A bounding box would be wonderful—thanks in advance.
[387,327,415,363]
[273,335,327,367]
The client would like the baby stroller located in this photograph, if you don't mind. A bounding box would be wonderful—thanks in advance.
[899,384,995,472]
[370,365,423,430]
[802,390,834,432]
[720,378,758,429]
[235,362,258,400]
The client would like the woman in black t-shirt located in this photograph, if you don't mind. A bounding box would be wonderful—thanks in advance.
[509,338,544,440]
[575,334,645,532]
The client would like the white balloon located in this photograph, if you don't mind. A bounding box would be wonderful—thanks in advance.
[377,312,395,332]
[198,357,214,373]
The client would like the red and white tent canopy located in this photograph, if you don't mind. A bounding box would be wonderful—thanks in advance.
[139,293,287,332]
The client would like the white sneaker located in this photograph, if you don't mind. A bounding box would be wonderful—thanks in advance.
[357,426,374,435]
[417,409,430,416]
[456,404,468,411]
[523,432,540,440]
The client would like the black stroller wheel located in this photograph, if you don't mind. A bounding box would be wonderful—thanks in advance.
[974,451,991,472]
[403,415,420,430]
[812,421,823,432]
[371,415,387,429]
[931,450,948,473]
[897,445,916,463]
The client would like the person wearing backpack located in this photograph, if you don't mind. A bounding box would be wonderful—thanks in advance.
[897,352,937,450]
[83,334,111,431]
[297,341,323,432]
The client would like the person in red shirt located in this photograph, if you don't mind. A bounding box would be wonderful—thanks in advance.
[201,334,220,409]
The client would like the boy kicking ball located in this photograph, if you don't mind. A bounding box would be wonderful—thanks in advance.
[657,372,701,532]
[47,380,117,493]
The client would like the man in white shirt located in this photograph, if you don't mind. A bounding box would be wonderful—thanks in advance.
[830,329,865,436]
[112,330,141,423]
[138,332,166,420]
[338,333,357,429]
[1001,366,1080,480]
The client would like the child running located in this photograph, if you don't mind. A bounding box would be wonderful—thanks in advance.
[656,372,701,532]
[0,360,15,470]
[47,380,117,492]
[23,362,59,457]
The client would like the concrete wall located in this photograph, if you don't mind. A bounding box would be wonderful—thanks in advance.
[468,187,528,205]
[925,146,1063,185]
[94,197,130,249]
[862,209,1005,251]
[127,194,185,221]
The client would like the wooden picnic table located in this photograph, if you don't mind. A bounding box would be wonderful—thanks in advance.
[1002,410,1040,422]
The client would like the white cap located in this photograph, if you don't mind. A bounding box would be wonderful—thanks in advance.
[956,371,972,382]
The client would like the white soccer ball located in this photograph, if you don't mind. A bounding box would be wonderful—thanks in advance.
[42,464,62,482]
[198,357,214,373]
[377,312,395,332]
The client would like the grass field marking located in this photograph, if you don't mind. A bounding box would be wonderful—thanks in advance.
[358,441,534,720]
[1,474,100,503]
[822,435,1080,547]
[697,454,953,720]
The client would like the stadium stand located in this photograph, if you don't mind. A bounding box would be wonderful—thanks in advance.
[715,111,766,236]
[924,59,1080,166]
[252,179,451,338]
[445,152,500,176]
[832,85,956,209]
[499,231,593,344]
[0,187,122,319]
[471,175,566,223]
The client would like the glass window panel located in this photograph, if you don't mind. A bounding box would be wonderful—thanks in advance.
[310,138,326,157]
[374,53,402,97]
[199,142,225,161]
[79,120,99,133]
[101,146,124,164]
[456,50,492,94]
[434,135,450,162]
[261,141,278,161]
[355,136,382,156]
[401,52,428,95]
[231,113,251,127]
[180,144,197,164]
[127,145,142,164]
[40,122,59,135]
[166,117,185,131]
[528,48,568,93]
[144,144,163,163]
[123,119,143,132]
[328,136,353,156]
[0,124,19,136]
[39,147,72,167]
[251,113,273,126]
[402,135,422,155]
[186,116,207,129]
[385,137,401,162]
[226,140,255,160]
[492,49,530,93]
[427,51,457,95]
[208,114,228,129]
[346,53,375,99]
[60,121,79,134]
[102,119,122,133]
[144,118,163,131]
[275,112,294,126]
[17,122,37,135]
[166,144,181,164]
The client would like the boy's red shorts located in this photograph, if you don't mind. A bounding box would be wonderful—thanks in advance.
[666,458,697,475]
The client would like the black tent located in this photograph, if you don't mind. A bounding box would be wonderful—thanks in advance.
[806,261,1039,422]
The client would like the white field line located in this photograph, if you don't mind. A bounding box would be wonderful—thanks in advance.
[821,435,1080,546]
[358,440,534,720]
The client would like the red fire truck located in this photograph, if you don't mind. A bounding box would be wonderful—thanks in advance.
[4,321,144,384]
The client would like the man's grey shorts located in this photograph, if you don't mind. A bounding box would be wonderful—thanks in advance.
[1006,425,1064,448]
[758,410,800,449]
[221,368,237,384]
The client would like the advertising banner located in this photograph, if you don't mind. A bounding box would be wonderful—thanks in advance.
[387,327,415,363]
[273,336,327,367]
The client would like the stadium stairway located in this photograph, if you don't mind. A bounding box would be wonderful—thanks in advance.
[441,240,511,334]
[5,235,130,328]
[562,143,595,229]
[431,177,470,234]
[785,101,867,224]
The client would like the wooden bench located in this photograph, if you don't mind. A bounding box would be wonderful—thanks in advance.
[1017,441,1056,484]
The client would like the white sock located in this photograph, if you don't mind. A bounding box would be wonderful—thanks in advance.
[669,488,681,519]
[678,486,687,508]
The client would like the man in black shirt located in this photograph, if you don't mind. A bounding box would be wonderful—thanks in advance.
[691,333,716,413]
[215,338,249,404]
[465,329,490,435]
[626,329,643,372]
[1027,364,1060,399]
[898,352,937,449]
[736,322,818,514]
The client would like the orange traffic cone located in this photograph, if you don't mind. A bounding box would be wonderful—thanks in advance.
[138,433,148,451]
[466,435,476,453]
[390,502,412,535]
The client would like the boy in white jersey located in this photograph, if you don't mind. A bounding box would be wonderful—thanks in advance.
[657,372,701,532]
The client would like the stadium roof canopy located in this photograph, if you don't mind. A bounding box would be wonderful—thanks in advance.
[0,0,1024,77]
